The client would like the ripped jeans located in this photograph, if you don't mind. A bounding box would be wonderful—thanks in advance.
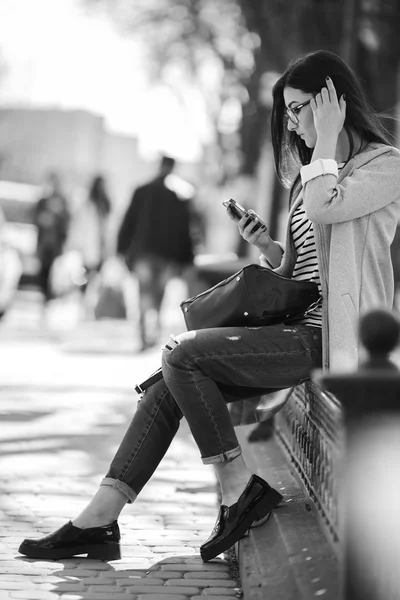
[101,324,322,502]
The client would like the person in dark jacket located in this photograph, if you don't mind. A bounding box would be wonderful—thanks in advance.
[117,155,194,350]
[34,172,70,309]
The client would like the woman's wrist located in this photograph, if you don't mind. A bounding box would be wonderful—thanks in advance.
[259,238,282,268]
[312,133,338,161]
[257,236,272,256]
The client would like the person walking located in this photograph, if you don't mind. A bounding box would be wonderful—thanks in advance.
[66,174,113,317]
[19,49,400,564]
[34,172,70,313]
[71,175,111,279]
[117,155,195,350]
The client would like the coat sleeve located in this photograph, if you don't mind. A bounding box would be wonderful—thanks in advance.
[303,150,400,224]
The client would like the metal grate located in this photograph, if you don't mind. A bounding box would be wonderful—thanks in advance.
[274,380,343,542]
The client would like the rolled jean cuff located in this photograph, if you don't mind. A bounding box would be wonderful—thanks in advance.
[100,477,137,504]
[201,445,242,465]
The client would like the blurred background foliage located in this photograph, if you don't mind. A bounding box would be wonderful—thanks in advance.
[0,0,399,264]
[84,0,400,183]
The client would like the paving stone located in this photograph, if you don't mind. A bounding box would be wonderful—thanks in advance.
[184,571,231,579]
[58,594,134,599]
[150,546,195,554]
[13,563,61,573]
[0,567,49,576]
[201,588,241,596]
[136,531,200,541]
[25,577,66,584]
[45,583,85,592]
[160,563,228,572]
[50,570,99,577]
[165,578,237,588]
[58,578,107,586]
[137,596,188,600]
[127,585,200,595]
[191,597,239,600]
[149,557,186,565]
[9,592,60,599]
[0,563,33,569]
[87,584,135,593]
[0,583,37,591]
[112,562,153,571]
[98,569,147,578]
[0,576,33,582]
[142,571,183,580]
[117,577,165,587]
[65,562,110,570]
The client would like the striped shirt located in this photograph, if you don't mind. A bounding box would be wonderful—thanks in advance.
[289,198,322,328]
[288,162,345,328]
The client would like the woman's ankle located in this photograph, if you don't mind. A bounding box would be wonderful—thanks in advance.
[72,511,118,529]
[221,478,252,507]
[214,457,253,507]
[72,486,128,529]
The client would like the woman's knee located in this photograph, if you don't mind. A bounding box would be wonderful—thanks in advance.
[162,331,197,373]
[162,334,184,370]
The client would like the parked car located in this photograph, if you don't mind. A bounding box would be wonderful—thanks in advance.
[0,180,41,288]
[0,231,22,318]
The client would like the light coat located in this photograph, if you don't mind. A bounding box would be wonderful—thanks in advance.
[262,143,400,372]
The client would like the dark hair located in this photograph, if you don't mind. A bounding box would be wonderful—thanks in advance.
[160,155,176,170]
[271,50,393,202]
[89,175,111,216]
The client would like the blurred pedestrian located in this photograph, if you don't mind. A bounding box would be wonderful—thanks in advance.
[117,155,194,350]
[66,175,113,317]
[34,172,70,312]
[68,175,111,282]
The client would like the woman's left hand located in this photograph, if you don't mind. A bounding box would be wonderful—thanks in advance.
[311,77,346,139]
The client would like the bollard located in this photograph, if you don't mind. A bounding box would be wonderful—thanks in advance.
[314,309,400,600]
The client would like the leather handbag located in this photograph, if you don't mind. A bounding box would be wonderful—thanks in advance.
[180,263,321,331]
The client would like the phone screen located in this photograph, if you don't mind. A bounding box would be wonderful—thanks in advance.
[222,199,246,221]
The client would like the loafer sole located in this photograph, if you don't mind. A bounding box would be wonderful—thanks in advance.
[250,511,272,528]
[18,541,121,561]
[201,486,283,562]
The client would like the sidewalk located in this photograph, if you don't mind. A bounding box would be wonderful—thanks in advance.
[0,291,241,600]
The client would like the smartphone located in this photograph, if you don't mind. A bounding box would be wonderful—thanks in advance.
[223,198,266,233]
[222,198,247,221]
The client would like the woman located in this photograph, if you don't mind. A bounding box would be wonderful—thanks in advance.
[68,175,111,280]
[66,175,112,316]
[19,50,400,563]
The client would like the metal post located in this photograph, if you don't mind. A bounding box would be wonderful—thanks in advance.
[314,309,400,600]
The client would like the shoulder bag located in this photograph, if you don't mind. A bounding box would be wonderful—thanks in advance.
[135,263,321,396]
[180,263,321,331]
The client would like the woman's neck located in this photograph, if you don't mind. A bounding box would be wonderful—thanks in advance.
[335,128,364,163]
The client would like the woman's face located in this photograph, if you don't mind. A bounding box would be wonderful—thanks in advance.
[283,86,316,148]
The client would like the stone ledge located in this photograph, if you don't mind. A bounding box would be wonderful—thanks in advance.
[235,425,341,600]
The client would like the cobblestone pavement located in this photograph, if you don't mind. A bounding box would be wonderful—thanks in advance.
[0,291,242,600]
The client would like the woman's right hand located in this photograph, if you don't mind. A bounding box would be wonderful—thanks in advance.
[238,210,271,255]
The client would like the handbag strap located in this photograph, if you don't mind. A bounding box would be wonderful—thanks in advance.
[303,295,323,316]
[284,295,323,324]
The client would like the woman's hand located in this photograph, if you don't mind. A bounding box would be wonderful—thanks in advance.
[311,77,346,140]
[237,210,271,254]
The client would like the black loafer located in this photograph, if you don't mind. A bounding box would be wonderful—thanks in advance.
[200,474,283,562]
[18,520,121,561]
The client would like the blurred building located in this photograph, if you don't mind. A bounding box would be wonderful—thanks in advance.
[0,107,155,213]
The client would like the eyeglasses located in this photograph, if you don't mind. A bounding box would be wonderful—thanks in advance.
[285,99,312,125]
